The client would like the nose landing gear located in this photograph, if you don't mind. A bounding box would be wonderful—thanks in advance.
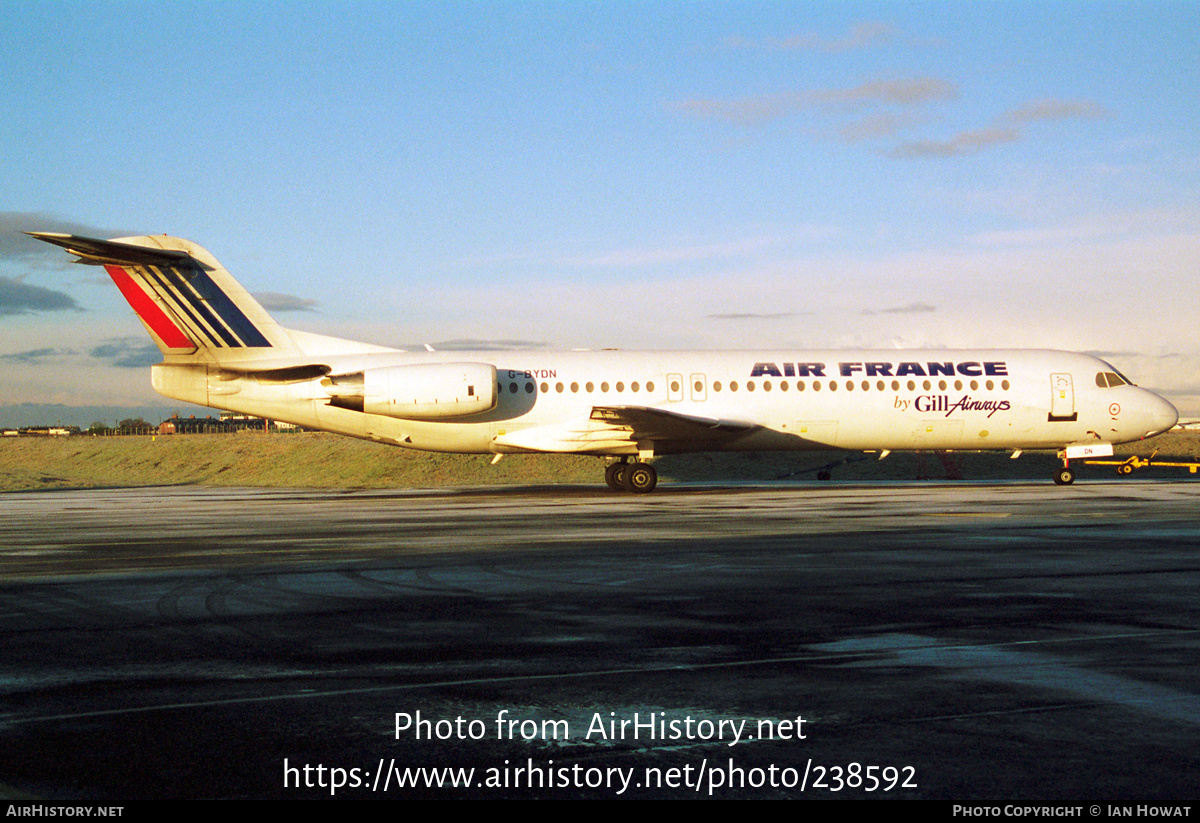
[1054,452,1075,485]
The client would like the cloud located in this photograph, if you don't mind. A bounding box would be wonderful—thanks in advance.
[887,127,1022,158]
[0,213,135,263]
[887,98,1109,159]
[673,58,1107,160]
[868,303,940,316]
[882,302,937,314]
[1004,99,1110,125]
[0,347,61,364]
[254,291,319,312]
[670,77,957,125]
[90,340,162,369]
[0,275,81,315]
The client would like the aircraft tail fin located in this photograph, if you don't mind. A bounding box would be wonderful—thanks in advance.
[28,232,295,357]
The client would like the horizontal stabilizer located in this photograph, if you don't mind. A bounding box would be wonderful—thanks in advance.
[26,232,197,267]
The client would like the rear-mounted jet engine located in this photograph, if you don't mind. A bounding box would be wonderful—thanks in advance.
[324,362,497,419]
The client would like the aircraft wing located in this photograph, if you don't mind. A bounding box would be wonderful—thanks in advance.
[590,405,758,446]
[490,405,757,454]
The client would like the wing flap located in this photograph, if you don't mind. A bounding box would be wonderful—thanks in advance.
[490,406,756,455]
[590,405,757,442]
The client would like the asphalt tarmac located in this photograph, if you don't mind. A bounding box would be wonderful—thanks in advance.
[1,481,1198,800]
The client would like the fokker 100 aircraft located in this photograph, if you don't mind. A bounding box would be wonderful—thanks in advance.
[31,232,1179,492]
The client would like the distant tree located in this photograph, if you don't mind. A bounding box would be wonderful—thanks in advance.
[88,421,113,436]
[117,417,152,434]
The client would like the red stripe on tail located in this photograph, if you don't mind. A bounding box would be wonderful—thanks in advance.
[104,265,194,349]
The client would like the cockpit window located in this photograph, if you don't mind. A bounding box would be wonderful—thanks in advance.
[1095,371,1129,388]
[1098,360,1136,386]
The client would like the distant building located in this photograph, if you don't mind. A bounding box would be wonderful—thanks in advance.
[158,415,234,435]
[156,413,301,435]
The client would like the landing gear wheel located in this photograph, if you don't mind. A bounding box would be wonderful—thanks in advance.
[623,462,658,494]
[605,462,628,491]
[1054,467,1075,485]
[816,470,832,481]
[1117,463,1134,476]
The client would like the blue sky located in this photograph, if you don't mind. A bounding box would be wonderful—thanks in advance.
[2,0,1198,422]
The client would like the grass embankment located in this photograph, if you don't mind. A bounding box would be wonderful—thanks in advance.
[1,430,1197,493]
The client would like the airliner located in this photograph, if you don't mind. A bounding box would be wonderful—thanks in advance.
[30,231,1179,492]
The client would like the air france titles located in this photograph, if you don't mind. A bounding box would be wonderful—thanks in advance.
[751,360,1012,418]
[750,360,1009,379]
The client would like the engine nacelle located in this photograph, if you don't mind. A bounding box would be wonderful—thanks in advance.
[325,362,497,419]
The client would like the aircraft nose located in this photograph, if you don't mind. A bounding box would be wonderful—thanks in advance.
[1143,392,1178,437]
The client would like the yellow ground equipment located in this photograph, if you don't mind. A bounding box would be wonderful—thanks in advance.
[1083,449,1200,476]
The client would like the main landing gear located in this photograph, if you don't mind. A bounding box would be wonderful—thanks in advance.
[605,459,658,493]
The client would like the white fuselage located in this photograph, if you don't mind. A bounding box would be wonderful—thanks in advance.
[152,347,1178,457]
